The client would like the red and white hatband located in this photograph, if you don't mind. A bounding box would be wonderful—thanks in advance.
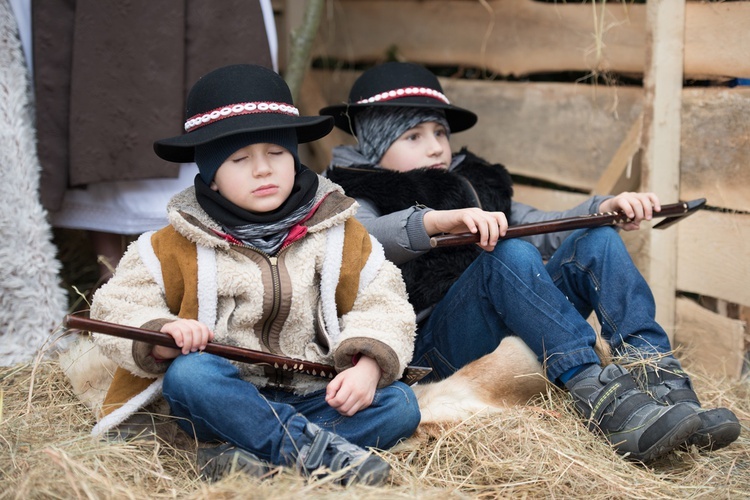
[184,101,300,132]
[355,87,450,105]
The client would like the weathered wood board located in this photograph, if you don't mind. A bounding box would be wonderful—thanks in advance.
[313,0,750,79]
[677,210,750,308]
[680,87,750,214]
[307,69,645,191]
[674,297,746,380]
[308,70,750,213]
[512,185,589,212]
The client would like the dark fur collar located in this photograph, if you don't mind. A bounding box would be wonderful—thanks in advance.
[328,149,514,313]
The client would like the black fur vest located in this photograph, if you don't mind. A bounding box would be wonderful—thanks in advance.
[327,149,514,314]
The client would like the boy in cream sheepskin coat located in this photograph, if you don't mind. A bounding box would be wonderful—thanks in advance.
[88,64,419,486]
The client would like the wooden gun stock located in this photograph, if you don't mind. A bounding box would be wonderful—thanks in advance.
[430,198,706,248]
[63,315,431,386]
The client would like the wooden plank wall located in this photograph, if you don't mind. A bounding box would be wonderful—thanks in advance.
[277,0,750,379]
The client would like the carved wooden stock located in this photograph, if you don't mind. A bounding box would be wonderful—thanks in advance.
[63,315,431,385]
[430,198,706,248]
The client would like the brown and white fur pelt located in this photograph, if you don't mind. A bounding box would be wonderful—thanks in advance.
[412,336,549,424]
[58,336,118,414]
[412,332,612,425]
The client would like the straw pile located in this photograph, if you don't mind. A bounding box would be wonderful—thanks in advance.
[1,349,748,499]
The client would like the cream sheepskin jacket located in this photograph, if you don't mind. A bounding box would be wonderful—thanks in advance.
[77,176,415,433]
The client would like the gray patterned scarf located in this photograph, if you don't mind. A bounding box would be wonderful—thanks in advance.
[195,168,319,255]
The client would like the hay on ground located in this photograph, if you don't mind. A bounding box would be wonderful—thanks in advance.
[1,355,748,499]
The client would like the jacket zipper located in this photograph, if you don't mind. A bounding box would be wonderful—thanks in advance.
[262,254,280,350]
[233,242,295,353]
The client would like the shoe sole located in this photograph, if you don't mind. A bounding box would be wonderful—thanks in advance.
[628,410,702,463]
[686,420,742,451]
[343,455,391,486]
[198,445,268,481]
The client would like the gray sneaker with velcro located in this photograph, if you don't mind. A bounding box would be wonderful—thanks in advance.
[634,357,741,451]
[197,443,269,482]
[296,423,390,486]
[565,363,702,463]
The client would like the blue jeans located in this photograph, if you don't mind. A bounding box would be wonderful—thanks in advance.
[162,353,420,466]
[413,227,672,384]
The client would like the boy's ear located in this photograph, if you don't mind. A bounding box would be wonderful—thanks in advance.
[210,181,219,191]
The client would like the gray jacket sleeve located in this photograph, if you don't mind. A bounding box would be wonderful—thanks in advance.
[354,198,434,265]
[509,195,613,259]
[355,194,613,263]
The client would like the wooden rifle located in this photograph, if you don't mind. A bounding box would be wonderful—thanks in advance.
[430,198,706,248]
[63,315,431,386]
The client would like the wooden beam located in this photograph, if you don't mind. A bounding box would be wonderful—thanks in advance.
[313,0,750,79]
[674,297,745,380]
[512,185,589,212]
[297,70,352,172]
[311,70,750,213]
[677,210,750,308]
[639,0,685,341]
[593,113,643,196]
[680,87,750,214]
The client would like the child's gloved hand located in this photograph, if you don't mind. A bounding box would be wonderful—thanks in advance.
[153,319,215,359]
[325,355,381,416]
[599,192,661,231]
[424,207,508,251]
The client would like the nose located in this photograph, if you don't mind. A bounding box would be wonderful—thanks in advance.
[252,156,273,177]
[427,135,444,156]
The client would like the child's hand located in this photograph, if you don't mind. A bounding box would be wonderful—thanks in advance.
[599,192,661,231]
[325,355,381,416]
[424,207,508,251]
[153,319,215,359]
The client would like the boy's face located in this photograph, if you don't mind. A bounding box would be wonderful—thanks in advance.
[379,121,452,173]
[211,142,296,213]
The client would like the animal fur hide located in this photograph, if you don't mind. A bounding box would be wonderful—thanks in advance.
[0,0,69,366]
[411,335,549,423]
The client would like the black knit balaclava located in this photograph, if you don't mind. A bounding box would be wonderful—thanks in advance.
[354,106,450,166]
[194,129,300,184]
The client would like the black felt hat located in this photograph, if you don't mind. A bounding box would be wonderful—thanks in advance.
[319,62,477,135]
[154,64,334,163]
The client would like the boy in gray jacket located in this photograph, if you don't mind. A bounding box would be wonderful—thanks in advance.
[323,62,739,464]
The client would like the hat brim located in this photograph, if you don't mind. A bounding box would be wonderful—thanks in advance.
[319,96,477,136]
[154,114,334,163]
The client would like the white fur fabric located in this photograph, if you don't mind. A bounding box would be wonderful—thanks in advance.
[0,0,68,366]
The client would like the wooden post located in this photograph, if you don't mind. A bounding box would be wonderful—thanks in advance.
[639,0,686,342]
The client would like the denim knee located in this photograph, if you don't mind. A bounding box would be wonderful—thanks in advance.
[491,238,540,263]
[381,382,421,446]
[398,382,422,434]
[164,354,197,390]
[578,226,626,255]
[163,352,226,399]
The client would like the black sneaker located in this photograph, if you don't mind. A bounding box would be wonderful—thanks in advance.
[296,423,391,486]
[565,364,702,463]
[198,443,269,482]
[635,357,741,451]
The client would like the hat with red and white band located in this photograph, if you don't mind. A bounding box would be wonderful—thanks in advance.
[154,64,333,164]
[319,62,477,135]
